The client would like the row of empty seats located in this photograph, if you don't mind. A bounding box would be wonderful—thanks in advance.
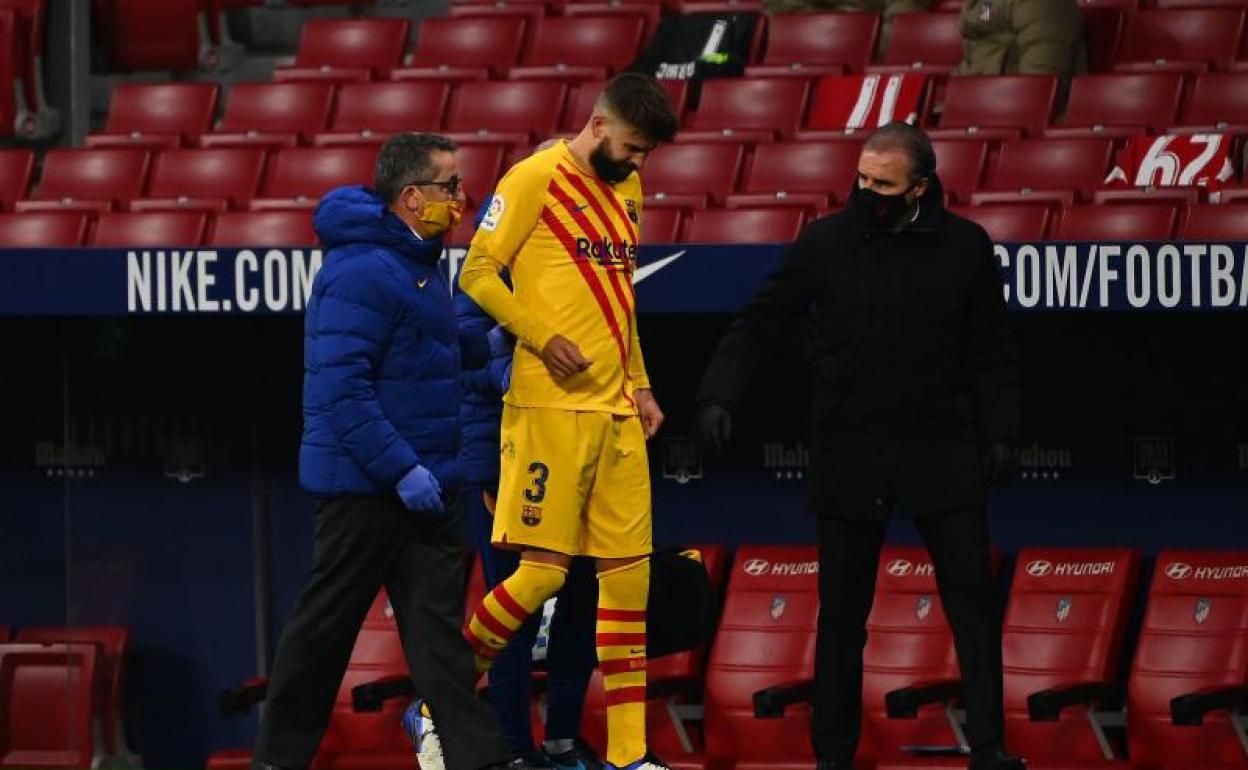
[4,139,1244,214]
[78,72,1248,153]
[0,625,134,769]
[2,203,1245,248]
[205,546,1248,770]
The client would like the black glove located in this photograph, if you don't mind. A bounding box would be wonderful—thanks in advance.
[981,442,1017,485]
[696,403,733,459]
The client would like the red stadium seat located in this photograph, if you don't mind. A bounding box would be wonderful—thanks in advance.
[1115,9,1246,72]
[275,18,410,82]
[28,148,151,209]
[560,79,688,133]
[398,17,526,81]
[1124,550,1248,767]
[929,76,1058,140]
[207,591,414,770]
[860,547,970,764]
[507,16,645,80]
[642,142,745,208]
[871,13,963,74]
[253,147,378,208]
[15,627,133,759]
[746,12,880,77]
[726,141,862,210]
[0,9,18,139]
[701,546,821,770]
[456,144,507,208]
[932,139,988,204]
[800,74,930,138]
[0,0,60,139]
[445,81,568,147]
[681,78,810,143]
[0,641,100,769]
[974,139,1116,205]
[640,207,683,243]
[1048,73,1184,137]
[209,211,318,247]
[564,3,661,41]
[1082,7,1126,72]
[1172,73,1248,134]
[0,148,34,211]
[201,82,335,148]
[86,82,219,149]
[0,211,89,246]
[1053,203,1181,240]
[1180,203,1248,238]
[133,148,267,212]
[998,549,1140,764]
[950,204,1052,241]
[315,82,450,146]
[91,211,209,246]
[684,208,806,243]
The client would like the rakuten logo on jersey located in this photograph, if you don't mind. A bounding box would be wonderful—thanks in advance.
[741,558,819,577]
[885,559,934,578]
[1164,562,1248,581]
[1025,559,1116,578]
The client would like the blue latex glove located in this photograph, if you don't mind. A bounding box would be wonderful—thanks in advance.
[396,465,445,514]
[487,324,514,358]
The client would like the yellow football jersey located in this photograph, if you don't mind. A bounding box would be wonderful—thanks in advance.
[460,140,649,415]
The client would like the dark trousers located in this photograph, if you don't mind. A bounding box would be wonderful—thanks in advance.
[812,507,1005,762]
[462,485,598,759]
[253,495,511,770]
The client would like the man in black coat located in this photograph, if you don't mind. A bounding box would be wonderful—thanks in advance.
[696,122,1023,770]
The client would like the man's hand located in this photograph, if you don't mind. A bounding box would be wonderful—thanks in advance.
[540,334,591,380]
[396,464,445,514]
[635,388,665,439]
[696,403,733,459]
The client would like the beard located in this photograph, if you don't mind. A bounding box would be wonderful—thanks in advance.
[589,139,635,184]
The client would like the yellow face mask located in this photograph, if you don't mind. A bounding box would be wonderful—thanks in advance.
[419,200,462,238]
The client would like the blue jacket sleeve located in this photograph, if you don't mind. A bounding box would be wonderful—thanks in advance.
[315,259,421,486]
[455,286,510,397]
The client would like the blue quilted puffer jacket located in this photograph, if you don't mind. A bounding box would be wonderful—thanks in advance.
[455,281,511,485]
[300,185,484,497]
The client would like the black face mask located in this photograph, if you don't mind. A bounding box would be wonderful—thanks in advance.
[590,140,635,184]
[851,183,916,226]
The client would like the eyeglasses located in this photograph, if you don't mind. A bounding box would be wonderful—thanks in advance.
[406,175,462,196]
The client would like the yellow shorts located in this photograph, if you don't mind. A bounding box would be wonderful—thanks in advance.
[493,405,652,559]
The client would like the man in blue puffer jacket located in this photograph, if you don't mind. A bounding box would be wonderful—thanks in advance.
[252,133,529,770]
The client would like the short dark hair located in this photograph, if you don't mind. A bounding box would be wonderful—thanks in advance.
[374,133,458,205]
[864,122,936,183]
[597,73,679,144]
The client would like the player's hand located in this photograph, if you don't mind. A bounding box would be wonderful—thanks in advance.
[696,403,733,459]
[540,334,591,379]
[635,388,665,439]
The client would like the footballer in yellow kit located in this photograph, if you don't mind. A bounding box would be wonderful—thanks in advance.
[463,103,660,559]
[459,73,680,770]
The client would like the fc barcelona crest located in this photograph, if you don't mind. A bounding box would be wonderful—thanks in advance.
[625,199,639,224]
[915,596,933,621]
[1195,597,1212,625]
[770,596,787,622]
[1056,597,1073,623]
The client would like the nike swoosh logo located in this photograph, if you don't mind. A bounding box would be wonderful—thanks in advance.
[416,278,428,288]
[633,249,686,284]
[629,648,645,655]
[568,202,590,213]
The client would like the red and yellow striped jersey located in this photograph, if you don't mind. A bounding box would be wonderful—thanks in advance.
[460,140,649,415]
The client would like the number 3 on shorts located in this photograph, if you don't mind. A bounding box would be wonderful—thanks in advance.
[524,461,550,503]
